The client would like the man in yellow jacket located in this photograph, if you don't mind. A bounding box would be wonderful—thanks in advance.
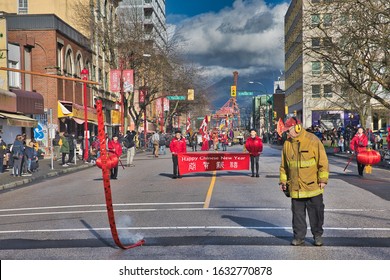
[279,117,329,246]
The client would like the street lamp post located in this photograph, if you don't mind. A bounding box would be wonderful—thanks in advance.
[81,67,89,161]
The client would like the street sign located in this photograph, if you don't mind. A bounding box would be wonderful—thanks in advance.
[167,96,186,100]
[237,91,254,96]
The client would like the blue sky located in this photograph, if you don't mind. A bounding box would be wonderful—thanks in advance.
[165,0,290,87]
[166,0,286,21]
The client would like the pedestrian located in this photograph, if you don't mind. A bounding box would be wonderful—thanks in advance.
[349,127,368,176]
[108,135,122,179]
[201,132,209,151]
[24,141,36,174]
[11,135,24,177]
[124,130,136,167]
[191,132,198,152]
[212,131,219,151]
[279,117,329,246]
[387,128,390,150]
[169,130,187,179]
[52,131,61,161]
[338,136,345,153]
[59,132,70,167]
[0,136,7,173]
[221,132,228,151]
[245,129,263,177]
[67,133,76,164]
[159,132,167,155]
[151,131,160,157]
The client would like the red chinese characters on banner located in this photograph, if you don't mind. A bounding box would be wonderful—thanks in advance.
[177,153,250,175]
[110,70,121,92]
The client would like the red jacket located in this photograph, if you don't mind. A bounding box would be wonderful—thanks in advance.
[349,133,368,153]
[169,137,187,154]
[108,140,122,157]
[245,136,263,156]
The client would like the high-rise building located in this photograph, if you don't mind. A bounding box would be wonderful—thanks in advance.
[118,0,167,48]
[284,0,389,130]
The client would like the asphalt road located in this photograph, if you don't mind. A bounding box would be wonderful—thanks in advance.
[0,144,389,260]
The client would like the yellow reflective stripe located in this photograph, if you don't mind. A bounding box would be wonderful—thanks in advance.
[290,188,324,199]
[280,173,287,182]
[289,158,316,168]
[318,171,329,179]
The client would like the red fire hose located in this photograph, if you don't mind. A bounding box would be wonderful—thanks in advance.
[95,99,145,249]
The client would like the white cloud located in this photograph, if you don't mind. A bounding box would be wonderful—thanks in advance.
[171,0,289,83]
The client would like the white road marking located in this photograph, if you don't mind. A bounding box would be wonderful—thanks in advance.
[0,202,205,212]
[0,206,387,217]
[0,226,389,234]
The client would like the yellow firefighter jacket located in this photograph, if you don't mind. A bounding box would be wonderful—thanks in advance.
[279,129,329,199]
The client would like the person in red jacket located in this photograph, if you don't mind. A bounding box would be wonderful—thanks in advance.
[169,130,187,179]
[108,135,123,179]
[349,127,368,176]
[245,129,263,177]
[387,128,390,150]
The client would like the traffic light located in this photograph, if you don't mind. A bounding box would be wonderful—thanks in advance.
[273,111,277,119]
[187,89,194,100]
[231,85,236,97]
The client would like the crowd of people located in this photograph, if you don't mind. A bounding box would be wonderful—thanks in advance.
[0,133,41,176]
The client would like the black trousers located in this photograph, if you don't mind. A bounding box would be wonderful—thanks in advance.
[250,155,259,175]
[111,166,118,179]
[172,155,180,177]
[357,161,365,175]
[291,194,324,240]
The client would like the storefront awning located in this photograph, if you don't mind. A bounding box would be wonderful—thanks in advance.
[58,101,98,123]
[0,89,17,112]
[0,112,38,128]
[11,89,44,114]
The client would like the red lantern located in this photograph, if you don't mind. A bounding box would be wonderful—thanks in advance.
[96,152,119,170]
[357,149,381,174]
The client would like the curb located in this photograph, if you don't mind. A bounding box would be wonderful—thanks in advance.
[0,163,93,191]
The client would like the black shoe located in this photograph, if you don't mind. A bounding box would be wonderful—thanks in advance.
[291,239,305,246]
[256,174,259,177]
[172,176,177,179]
[314,236,323,246]
[177,176,182,179]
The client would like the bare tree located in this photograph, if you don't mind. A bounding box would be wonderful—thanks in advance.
[303,0,390,126]
[71,0,211,133]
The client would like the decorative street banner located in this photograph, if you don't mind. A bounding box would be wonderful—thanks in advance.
[177,152,250,175]
[122,70,134,92]
[110,69,121,92]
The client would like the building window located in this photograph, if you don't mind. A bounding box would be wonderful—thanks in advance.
[312,85,321,98]
[76,54,82,78]
[312,38,321,49]
[65,49,73,77]
[311,14,320,27]
[311,0,320,3]
[323,13,333,27]
[324,84,333,97]
[92,65,96,81]
[323,61,332,74]
[18,0,28,14]
[323,37,332,48]
[57,42,64,73]
[312,61,321,75]
[8,61,21,88]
